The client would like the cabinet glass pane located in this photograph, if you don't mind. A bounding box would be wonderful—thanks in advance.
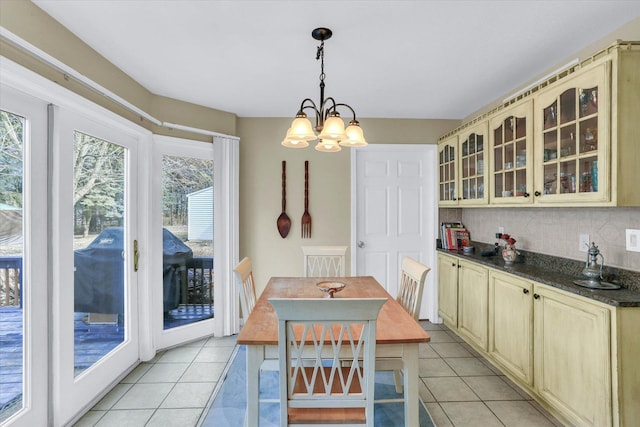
[580,156,598,192]
[560,125,576,157]
[505,144,514,170]
[544,164,557,194]
[462,157,469,178]
[495,174,504,196]
[494,147,502,171]
[504,118,514,142]
[494,125,503,146]
[477,177,484,199]
[543,101,557,130]
[515,117,526,139]
[560,89,576,124]
[516,140,526,168]
[543,131,557,161]
[559,161,577,194]
[579,87,598,118]
[504,171,514,193]
[515,169,527,196]
[580,117,598,153]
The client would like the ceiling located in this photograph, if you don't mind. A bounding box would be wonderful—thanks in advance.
[32,1,640,120]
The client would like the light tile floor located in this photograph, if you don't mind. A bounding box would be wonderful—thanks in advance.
[74,322,564,426]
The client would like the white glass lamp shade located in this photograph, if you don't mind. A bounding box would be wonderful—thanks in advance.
[281,128,309,148]
[340,123,368,147]
[315,139,342,152]
[317,115,347,141]
[289,116,317,141]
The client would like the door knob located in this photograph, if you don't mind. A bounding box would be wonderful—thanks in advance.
[357,241,365,248]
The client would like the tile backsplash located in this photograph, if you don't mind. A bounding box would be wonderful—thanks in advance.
[439,207,640,272]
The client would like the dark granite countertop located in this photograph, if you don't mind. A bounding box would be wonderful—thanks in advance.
[437,242,640,307]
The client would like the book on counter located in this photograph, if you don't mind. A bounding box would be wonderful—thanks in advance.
[440,222,470,250]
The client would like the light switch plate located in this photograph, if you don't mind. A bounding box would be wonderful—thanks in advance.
[626,229,640,252]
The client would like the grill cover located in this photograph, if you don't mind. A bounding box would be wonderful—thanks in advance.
[74,227,193,314]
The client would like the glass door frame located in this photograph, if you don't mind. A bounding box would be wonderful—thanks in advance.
[50,105,142,426]
[151,135,217,350]
[0,84,48,427]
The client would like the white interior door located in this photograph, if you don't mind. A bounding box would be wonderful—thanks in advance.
[351,145,439,321]
[51,106,139,426]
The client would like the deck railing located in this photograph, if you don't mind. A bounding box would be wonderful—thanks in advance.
[0,256,22,307]
[0,256,213,310]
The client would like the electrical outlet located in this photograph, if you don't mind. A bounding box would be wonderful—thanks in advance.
[579,233,590,252]
[498,226,504,234]
[626,229,640,252]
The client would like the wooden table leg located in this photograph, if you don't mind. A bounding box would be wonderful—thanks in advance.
[403,343,419,427]
[245,345,264,427]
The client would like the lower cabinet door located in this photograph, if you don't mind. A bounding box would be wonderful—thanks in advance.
[437,254,459,327]
[488,271,533,385]
[457,260,488,350]
[533,284,612,427]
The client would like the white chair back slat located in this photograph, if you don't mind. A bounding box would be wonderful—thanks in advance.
[233,257,256,323]
[270,298,385,427]
[396,257,430,320]
[302,246,347,277]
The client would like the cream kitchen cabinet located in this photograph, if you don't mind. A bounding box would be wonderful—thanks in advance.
[532,43,640,206]
[457,122,489,206]
[488,270,533,386]
[437,252,459,326]
[438,41,640,208]
[437,251,640,427]
[456,259,489,350]
[437,121,489,206]
[533,61,610,204]
[437,253,489,349]
[489,100,534,205]
[437,136,458,206]
[533,284,612,427]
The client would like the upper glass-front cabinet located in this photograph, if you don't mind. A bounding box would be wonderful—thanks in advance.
[458,122,488,206]
[533,63,610,204]
[489,101,533,204]
[438,135,458,206]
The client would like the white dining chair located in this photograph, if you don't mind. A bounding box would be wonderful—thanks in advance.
[269,297,386,427]
[302,245,347,277]
[378,257,430,395]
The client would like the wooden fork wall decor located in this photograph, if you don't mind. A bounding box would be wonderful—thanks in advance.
[301,160,312,238]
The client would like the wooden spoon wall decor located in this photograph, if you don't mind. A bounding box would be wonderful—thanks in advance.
[277,160,291,238]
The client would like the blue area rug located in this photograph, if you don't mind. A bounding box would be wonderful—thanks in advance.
[202,345,434,427]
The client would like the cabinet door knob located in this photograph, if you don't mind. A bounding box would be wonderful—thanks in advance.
[523,192,530,198]
[534,191,542,197]
[523,288,529,294]
[533,293,540,299]
[451,263,456,267]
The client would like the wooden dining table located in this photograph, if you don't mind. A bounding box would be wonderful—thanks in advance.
[237,276,430,427]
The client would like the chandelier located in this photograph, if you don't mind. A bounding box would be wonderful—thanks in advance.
[281,27,367,152]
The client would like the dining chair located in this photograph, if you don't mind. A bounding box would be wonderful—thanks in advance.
[269,297,386,427]
[302,245,347,277]
[233,257,256,324]
[378,257,430,395]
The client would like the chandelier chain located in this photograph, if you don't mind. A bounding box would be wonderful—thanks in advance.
[317,40,326,84]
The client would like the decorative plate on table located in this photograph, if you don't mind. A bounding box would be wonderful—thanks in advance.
[316,281,346,298]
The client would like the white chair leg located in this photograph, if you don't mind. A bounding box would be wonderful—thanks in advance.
[393,369,403,394]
